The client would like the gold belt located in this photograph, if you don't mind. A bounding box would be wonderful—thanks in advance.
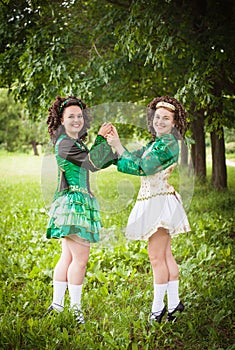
[69,185,90,195]
[137,191,176,201]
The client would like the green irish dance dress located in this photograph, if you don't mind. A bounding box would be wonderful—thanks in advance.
[47,134,116,243]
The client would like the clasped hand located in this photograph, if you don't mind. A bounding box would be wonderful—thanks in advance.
[98,123,120,148]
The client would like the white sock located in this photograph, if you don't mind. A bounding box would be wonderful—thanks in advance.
[167,280,180,312]
[52,280,67,309]
[68,284,83,310]
[151,283,168,314]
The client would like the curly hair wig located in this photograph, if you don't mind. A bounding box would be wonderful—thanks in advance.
[146,96,187,140]
[47,95,92,144]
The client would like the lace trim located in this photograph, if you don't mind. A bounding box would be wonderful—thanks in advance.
[137,191,176,201]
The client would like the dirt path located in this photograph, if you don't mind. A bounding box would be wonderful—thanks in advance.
[226,160,235,167]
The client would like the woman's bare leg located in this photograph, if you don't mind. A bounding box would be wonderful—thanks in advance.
[65,238,90,312]
[165,239,181,312]
[50,239,72,309]
[65,238,90,285]
[148,228,170,315]
[165,238,179,281]
[148,228,170,284]
[53,239,72,281]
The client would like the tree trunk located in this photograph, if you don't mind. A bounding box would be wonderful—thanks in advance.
[190,112,206,178]
[31,141,39,156]
[210,128,227,189]
[180,140,188,166]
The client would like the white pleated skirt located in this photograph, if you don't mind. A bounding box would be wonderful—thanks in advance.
[125,192,190,240]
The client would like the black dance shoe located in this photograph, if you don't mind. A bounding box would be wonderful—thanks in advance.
[167,301,184,321]
[149,306,167,324]
[44,303,64,317]
[46,303,64,314]
[73,309,85,325]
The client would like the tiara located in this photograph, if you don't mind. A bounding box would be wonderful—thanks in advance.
[156,101,176,111]
[59,98,83,113]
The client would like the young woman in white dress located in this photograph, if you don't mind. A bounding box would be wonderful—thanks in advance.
[107,96,191,323]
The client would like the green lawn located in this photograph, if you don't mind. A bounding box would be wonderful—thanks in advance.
[0,153,234,350]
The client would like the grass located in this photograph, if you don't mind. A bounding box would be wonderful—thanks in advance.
[0,153,234,350]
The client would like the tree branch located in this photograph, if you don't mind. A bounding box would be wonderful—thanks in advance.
[92,43,102,58]
[0,0,8,6]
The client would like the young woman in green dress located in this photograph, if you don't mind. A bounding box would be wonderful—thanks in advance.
[46,96,116,324]
[107,96,191,324]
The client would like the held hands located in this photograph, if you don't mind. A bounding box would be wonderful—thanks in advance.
[98,123,125,156]
[106,125,120,147]
[98,122,119,143]
[107,124,125,156]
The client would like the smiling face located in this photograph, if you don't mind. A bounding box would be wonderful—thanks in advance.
[61,105,84,139]
[153,107,175,136]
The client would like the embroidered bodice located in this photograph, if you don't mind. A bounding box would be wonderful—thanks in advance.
[54,134,116,196]
[137,163,177,200]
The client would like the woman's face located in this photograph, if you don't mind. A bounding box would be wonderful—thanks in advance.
[61,105,84,139]
[153,107,175,136]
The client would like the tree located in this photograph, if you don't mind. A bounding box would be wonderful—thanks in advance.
[190,111,206,179]
[0,0,92,115]
[0,89,23,152]
[0,0,234,187]
[0,89,47,154]
[96,0,235,189]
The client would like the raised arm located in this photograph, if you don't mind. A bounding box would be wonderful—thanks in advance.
[106,125,125,156]
[116,134,179,176]
[57,124,117,171]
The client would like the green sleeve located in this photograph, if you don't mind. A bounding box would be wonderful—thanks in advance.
[89,135,118,170]
[117,134,179,176]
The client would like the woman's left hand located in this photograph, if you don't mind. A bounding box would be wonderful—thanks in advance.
[106,132,119,147]
[106,126,125,156]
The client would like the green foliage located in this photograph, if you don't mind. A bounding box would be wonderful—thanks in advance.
[0,89,22,151]
[1,0,234,126]
[224,127,235,143]
[0,88,48,153]
[0,153,234,349]
[226,142,235,154]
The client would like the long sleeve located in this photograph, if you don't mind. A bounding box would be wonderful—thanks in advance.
[117,134,179,176]
[89,135,118,170]
[57,135,117,172]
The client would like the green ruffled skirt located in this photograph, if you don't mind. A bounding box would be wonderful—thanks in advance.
[46,190,101,243]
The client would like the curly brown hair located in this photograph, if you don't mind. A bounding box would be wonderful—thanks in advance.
[146,96,187,140]
[47,95,92,144]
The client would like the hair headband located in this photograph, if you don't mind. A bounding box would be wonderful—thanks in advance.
[156,101,176,111]
[59,98,84,114]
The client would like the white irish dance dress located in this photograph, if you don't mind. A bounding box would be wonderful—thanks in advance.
[116,133,190,240]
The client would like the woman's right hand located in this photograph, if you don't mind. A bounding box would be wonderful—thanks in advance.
[107,125,125,156]
[106,125,119,146]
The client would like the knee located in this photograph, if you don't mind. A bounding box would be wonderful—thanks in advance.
[149,257,158,269]
[58,253,72,267]
[149,254,164,269]
[166,253,179,280]
[169,266,179,281]
[72,256,89,270]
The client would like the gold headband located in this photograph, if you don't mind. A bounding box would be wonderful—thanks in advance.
[156,101,176,111]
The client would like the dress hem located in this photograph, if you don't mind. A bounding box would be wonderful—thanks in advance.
[126,222,191,241]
